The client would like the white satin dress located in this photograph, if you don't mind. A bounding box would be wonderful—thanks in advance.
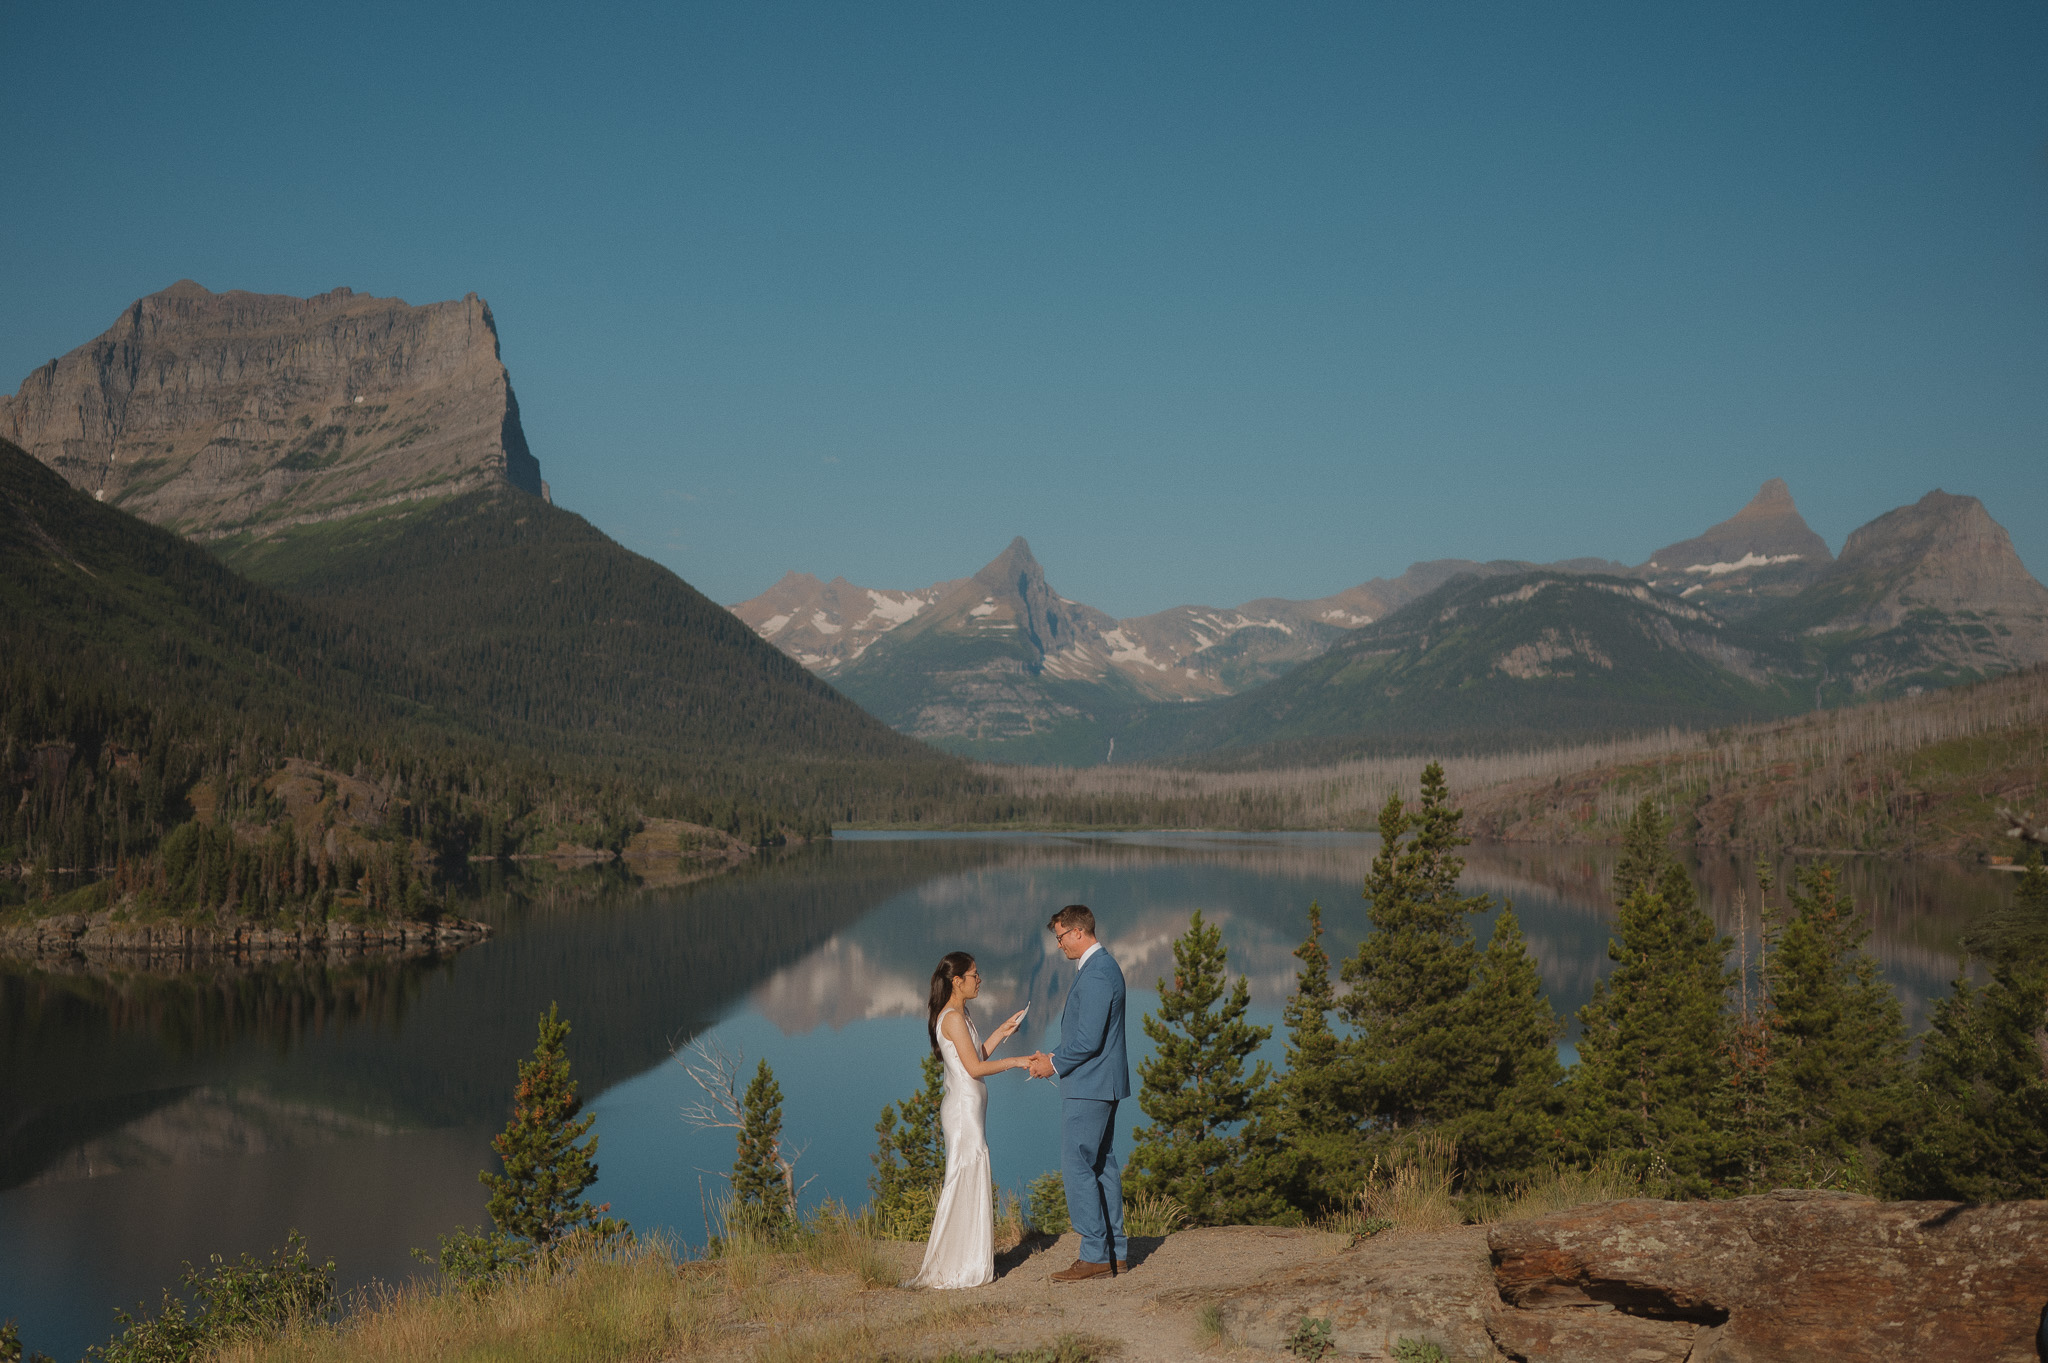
[905,1006,995,1288]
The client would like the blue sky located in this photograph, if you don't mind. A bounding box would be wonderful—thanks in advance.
[4,2,2044,616]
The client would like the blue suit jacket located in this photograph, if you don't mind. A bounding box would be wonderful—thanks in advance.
[1051,947,1130,1100]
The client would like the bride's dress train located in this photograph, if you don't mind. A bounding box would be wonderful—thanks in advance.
[905,1005,994,1288]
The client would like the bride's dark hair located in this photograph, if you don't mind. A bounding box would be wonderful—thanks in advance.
[927,952,976,1057]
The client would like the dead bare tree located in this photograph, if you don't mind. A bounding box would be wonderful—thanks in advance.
[675,1037,812,1218]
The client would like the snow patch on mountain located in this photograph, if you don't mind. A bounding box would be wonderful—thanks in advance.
[1684,552,1805,577]
[864,590,926,625]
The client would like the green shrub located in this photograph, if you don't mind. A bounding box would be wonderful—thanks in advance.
[91,1231,333,1363]
[1287,1315,1335,1360]
[411,1225,532,1293]
[1026,1171,1069,1237]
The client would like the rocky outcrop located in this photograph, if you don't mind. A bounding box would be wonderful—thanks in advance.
[1639,478,1834,616]
[0,280,545,539]
[1213,1192,2048,1362]
[1217,1224,1505,1360]
[1492,1190,2048,1362]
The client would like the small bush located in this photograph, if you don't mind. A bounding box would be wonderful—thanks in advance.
[411,1225,531,1293]
[1026,1171,1069,1237]
[1194,1300,1226,1346]
[93,1232,333,1363]
[1,1319,54,1363]
[1392,1338,1447,1363]
[1287,1315,1335,1360]
[1122,1191,1189,1237]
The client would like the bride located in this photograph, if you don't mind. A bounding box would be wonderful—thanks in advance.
[905,951,1038,1289]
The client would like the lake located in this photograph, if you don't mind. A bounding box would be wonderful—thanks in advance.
[0,831,2011,1360]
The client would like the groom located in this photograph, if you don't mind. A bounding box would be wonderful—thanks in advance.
[1027,904,1130,1281]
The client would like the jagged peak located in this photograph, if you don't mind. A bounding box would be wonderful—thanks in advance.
[972,536,1045,590]
[1732,477,1798,520]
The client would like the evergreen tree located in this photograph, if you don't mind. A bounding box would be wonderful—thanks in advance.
[1568,800,1736,1193]
[869,1052,945,1224]
[1962,848,2048,967]
[1762,865,1908,1185]
[1885,852,2048,1200]
[1273,901,1360,1213]
[1340,767,1493,1130]
[480,1003,622,1250]
[1882,957,2048,1201]
[1130,911,1282,1224]
[1452,903,1567,1190]
[731,1059,793,1231]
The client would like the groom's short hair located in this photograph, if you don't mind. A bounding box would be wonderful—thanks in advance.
[1048,904,1095,937]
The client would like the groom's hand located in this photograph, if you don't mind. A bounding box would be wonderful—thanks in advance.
[1028,1052,1055,1079]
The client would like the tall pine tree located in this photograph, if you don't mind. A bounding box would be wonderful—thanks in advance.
[1130,911,1282,1225]
[869,1052,945,1228]
[1273,901,1361,1214]
[1341,766,1492,1130]
[1453,903,1567,1190]
[480,1003,621,1250]
[1884,854,2048,1200]
[1761,865,1907,1186]
[730,1059,794,1231]
[1567,801,1736,1194]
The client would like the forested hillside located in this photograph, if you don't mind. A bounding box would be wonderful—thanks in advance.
[0,439,986,926]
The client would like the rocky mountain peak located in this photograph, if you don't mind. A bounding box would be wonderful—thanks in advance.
[1824,489,2048,625]
[1639,478,1833,616]
[0,281,545,541]
[1732,476,1797,521]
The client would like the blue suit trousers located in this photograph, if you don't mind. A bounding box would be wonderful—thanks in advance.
[1061,1097,1127,1265]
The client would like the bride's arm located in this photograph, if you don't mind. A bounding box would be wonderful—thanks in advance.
[942,1011,1029,1078]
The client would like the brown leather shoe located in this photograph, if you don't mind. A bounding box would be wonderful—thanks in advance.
[1050,1259,1113,1283]
[1115,1259,1130,1274]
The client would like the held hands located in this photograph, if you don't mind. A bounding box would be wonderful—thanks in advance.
[1026,1051,1055,1079]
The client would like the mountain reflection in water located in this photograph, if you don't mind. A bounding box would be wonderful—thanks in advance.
[0,832,2008,1362]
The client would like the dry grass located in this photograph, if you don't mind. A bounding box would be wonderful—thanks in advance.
[1122,1192,1190,1238]
[212,1219,1021,1363]
[213,1235,718,1363]
[1492,1158,1645,1222]
[1320,1133,1464,1235]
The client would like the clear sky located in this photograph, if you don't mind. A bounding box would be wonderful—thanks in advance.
[4,2,2044,617]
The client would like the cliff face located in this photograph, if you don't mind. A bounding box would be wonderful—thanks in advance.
[0,281,544,539]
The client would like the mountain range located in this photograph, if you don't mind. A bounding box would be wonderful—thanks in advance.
[10,280,2046,779]
[735,482,2048,763]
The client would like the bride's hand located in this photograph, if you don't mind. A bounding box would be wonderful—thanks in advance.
[991,1008,1026,1044]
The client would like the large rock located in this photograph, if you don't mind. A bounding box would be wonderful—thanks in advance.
[1490,1189,2048,1363]
[1216,1224,1505,1361]
[0,280,545,539]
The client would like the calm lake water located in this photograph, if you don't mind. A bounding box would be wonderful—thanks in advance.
[0,831,2013,1359]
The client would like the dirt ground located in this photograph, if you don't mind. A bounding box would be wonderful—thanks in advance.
[868,1226,1352,1361]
